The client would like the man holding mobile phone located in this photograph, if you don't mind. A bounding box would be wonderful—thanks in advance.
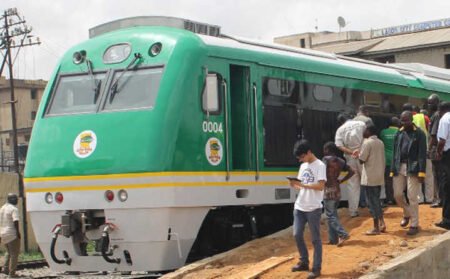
[289,140,326,279]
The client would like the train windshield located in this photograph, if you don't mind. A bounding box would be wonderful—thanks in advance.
[46,66,163,116]
[46,72,106,116]
[104,67,163,111]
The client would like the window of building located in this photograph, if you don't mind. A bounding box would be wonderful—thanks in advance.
[24,135,31,142]
[445,54,450,69]
[300,38,306,48]
[31,111,37,120]
[30,88,38,100]
[373,56,395,64]
[5,138,10,146]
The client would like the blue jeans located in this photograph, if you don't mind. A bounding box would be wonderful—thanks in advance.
[323,199,348,244]
[293,208,322,272]
[363,186,383,219]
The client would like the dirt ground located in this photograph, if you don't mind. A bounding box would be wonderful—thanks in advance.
[173,204,447,279]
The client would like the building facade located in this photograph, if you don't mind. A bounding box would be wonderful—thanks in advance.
[0,76,46,168]
[274,18,450,68]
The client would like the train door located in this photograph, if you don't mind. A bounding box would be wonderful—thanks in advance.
[228,64,259,179]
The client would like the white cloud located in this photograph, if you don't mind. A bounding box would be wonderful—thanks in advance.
[1,0,450,79]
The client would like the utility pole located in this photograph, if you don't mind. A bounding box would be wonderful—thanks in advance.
[1,7,40,252]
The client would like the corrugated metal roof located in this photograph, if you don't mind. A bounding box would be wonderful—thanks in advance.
[313,27,450,56]
[314,39,384,55]
[366,27,450,54]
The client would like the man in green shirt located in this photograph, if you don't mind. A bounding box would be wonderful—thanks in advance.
[380,117,400,205]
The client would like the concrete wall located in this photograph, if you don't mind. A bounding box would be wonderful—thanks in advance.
[0,172,39,252]
[274,31,365,49]
[360,231,450,279]
[393,46,450,68]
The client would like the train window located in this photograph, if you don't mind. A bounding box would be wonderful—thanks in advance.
[350,89,363,111]
[312,85,333,102]
[103,67,163,111]
[263,77,300,167]
[202,73,221,114]
[340,89,348,105]
[46,72,106,116]
[266,78,295,97]
[263,77,299,106]
[408,96,427,111]
[379,94,397,113]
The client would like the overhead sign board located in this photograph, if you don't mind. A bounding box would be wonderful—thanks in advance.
[372,18,450,38]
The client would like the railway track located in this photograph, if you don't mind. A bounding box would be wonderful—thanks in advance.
[17,259,49,270]
[8,259,165,279]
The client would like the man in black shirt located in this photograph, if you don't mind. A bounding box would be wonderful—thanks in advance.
[428,94,443,208]
[391,111,427,236]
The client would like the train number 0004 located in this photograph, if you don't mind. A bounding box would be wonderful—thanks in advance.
[202,121,223,133]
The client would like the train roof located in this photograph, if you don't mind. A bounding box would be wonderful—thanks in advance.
[89,16,450,95]
[200,34,450,94]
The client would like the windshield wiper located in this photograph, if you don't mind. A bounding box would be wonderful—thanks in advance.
[86,59,102,103]
[109,53,142,103]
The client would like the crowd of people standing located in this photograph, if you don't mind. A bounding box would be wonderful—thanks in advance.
[288,95,450,278]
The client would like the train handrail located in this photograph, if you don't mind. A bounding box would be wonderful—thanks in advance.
[50,225,72,265]
[253,83,260,181]
[222,79,230,181]
[101,223,121,264]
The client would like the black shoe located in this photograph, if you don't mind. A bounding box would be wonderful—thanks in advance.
[292,262,309,272]
[307,270,321,278]
[400,217,410,227]
[406,226,419,236]
[435,221,450,230]
[431,202,442,208]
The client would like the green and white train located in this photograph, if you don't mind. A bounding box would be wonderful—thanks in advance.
[25,16,450,272]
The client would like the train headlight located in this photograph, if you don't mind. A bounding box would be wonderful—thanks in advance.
[105,190,114,202]
[45,192,53,204]
[73,50,86,64]
[55,192,64,204]
[149,42,162,57]
[118,189,128,202]
[103,43,131,64]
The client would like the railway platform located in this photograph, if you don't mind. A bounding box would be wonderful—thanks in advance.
[162,204,449,279]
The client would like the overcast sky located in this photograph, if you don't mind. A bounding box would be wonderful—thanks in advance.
[2,0,450,80]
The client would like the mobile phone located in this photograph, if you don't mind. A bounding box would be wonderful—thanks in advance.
[286,176,300,182]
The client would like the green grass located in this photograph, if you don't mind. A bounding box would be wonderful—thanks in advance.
[18,251,44,262]
[0,251,44,262]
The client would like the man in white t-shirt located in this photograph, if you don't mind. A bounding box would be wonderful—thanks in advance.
[335,113,366,217]
[0,193,21,277]
[289,140,326,279]
[435,102,450,230]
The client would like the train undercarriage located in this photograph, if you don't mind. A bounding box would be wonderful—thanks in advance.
[43,203,293,272]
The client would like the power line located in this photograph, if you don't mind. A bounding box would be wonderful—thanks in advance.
[0,7,41,253]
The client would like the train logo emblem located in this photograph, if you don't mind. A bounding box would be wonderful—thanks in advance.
[205,137,223,166]
[73,130,97,158]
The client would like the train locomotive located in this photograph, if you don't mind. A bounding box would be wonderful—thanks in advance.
[25,16,450,272]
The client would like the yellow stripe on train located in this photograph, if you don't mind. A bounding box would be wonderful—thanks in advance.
[25,180,289,193]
